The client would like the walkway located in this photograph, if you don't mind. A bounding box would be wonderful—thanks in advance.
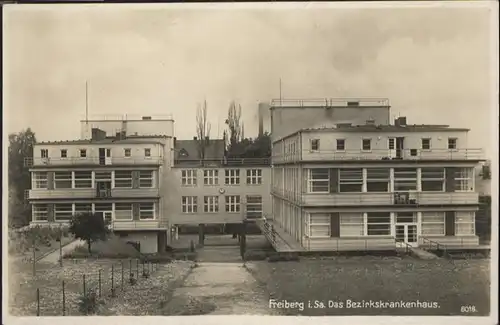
[37,239,85,264]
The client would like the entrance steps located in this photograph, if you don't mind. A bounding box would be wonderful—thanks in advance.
[409,247,440,260]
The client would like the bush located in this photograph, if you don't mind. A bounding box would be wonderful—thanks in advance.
[267,252,300,262]
[78,289,101,315]
[244,250,269,261]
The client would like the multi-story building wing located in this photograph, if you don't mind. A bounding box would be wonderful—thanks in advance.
[268,98,484,251]
[166,138,271,240]
[27,116,175,254]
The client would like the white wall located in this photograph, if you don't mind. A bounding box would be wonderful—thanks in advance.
[121,232,158,254]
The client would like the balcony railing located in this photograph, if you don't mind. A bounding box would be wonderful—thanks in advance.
[272,148,483,162]
[270,98,390,107]
[25,156,163,167]
[174,157,271,167]
[111,220,161,230]
[29,188,160,200]
[273,190,478,206]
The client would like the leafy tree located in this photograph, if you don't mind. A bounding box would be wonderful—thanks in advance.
[8,128,36,227]
[69,212,110,253]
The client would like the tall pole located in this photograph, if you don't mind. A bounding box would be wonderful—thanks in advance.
[59,229,63,267]
[279,78,282,106]
[85,81,89,125]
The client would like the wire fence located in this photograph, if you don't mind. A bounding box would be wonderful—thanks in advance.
[33,258,159,316]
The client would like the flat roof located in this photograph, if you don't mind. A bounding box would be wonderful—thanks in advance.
[36,135,169,146]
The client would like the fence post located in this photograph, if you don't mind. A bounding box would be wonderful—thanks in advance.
[111,264,115,295]
[121,261,124,291]
[129,259,132,277]
[98,270,102,298]
[36,288,40,316]
[62,280,66,316]
[33,239,36,277]
[136,259,139,279]
[83,274,86,296]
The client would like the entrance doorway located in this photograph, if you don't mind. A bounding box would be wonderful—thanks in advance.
[395,212,418,247]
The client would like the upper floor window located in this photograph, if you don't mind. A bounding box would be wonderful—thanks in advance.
[54,203,73,222]
[60,149,67,158]
[54,171,72,189]
[181,170,197,186]
[336,139,345,151]
[246,169,262,185]
[394,168,417,191]
[32,204,48,222]
[41,149,48,158]
[124,148,131,157]
[139,202,155,220]
[246,195,262,219]
[74,171,92,188]
[454,168,473,192]
[307,168,329,193]
[204,196,219,213]
[33,172,48,189]
[362,139,371,151]
[421,138,431,150]
[114,171,133,188]
[448,138,457,150]
[203,170,219,186]
[366,168,389,192]
[388,138,395,150]
[139,170,154,188]
[339,168,363,193]
[144,148,151,157]
[115,203,133,220]
[421,167,445,192]
[310,139,320,151]
[225,169,240,185]
[80,149,87,158]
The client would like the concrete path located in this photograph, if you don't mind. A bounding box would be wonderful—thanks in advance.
[410,247,440,260]
[168,262,276,315]
[37,239,85,264]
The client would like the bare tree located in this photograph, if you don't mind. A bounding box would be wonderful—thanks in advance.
[196,100,211,161]
[225,101,242,156]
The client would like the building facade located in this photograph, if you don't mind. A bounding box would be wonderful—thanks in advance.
[27,116,175,253]
[269,98,484,251]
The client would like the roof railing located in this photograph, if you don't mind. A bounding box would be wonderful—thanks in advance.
[270,98,390,107]
[174,157,271,166]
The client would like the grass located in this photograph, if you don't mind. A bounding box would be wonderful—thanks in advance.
[246,256,491,316]
[63,236,143,259]
[8,225,74,259]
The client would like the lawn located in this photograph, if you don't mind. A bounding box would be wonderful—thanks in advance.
[246,256,491,316]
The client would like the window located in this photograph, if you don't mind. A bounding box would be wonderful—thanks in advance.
[246,169,262,185]
[454,168,473,192]
[74,171,92,188]
[448,138,457,150]
[225,195,240,213]
[307,168,330,193]
[246,195,262,219]
[421,212,445,235]
[362,139,371,151]
[203,170,219,186]
[139,203,155,219]
[394,168,417,191]
[144,148,151,157]
[225,169,240,185]
[33,172,48,189]
[60,149,67,158]
[95,203,113,223]
[54,172,72,189]
[54,203,73,222]
[421,138,431,150]
[80,149,87,158]
[311,139,320,151]
[41,149,48,158]
[139,170,154,188]
[336,139,345,151]
[74,203,92,215]
[339,168,363,192]
[421,167,445,192]
[340,213,364,236]
[366,212,391,236]
[366,168,390,192]
[306,213,330,237]
[124,148,131,157]
[204,196,219,213]
[95,171,112,182]
[455,212,475,235]
[395,212,417,223]
[181,170,197,186]
[181,196,197,213]
[388,138,395,150]
[114,171,133,188]
[115,203,133,220]
[32,204,48,222]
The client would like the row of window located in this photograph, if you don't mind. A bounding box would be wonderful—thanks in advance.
[181,195,262,217]
[40,148,153,158]
[32,170,155,189]
[305,211,475,238]
[32,202,156,222]
[305,167,473,193]
[309,137,458,152]
[181,169,263,186]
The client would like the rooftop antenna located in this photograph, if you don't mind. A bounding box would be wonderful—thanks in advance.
[85,81,89,124]
[279,78,282,106]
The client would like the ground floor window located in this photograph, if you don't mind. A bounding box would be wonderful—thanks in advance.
[421,212,445,235]
[74,203,92,216]
[366,212,391,236]
[139,202,155,219]
[115,203,133,220]
[306,213,330,238]
[246,195,262,219]
[54,203,73,222]
[339,213,364,236]
[32,204,48,221]
[455,211,475,235]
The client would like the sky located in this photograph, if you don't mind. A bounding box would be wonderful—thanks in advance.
[3,3,497,158]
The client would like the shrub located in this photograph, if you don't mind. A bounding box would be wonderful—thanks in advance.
[129,273,137,286]
[78,289,101,315]
[244,250,269,261]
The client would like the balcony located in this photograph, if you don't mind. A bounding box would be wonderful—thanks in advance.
[174,157,271,167]
[111,220,161,230]
[274,148,483,163]
[29,188,160,200]
[25,156,163,167]
[297,191,479,206]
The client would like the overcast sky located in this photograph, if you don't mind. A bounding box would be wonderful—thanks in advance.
[3,3,497,158]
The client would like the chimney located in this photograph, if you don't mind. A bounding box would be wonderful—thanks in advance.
[91,128,107,141]
[173,137,177,148]
[142,116,152,120]
[395,117,407,127]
